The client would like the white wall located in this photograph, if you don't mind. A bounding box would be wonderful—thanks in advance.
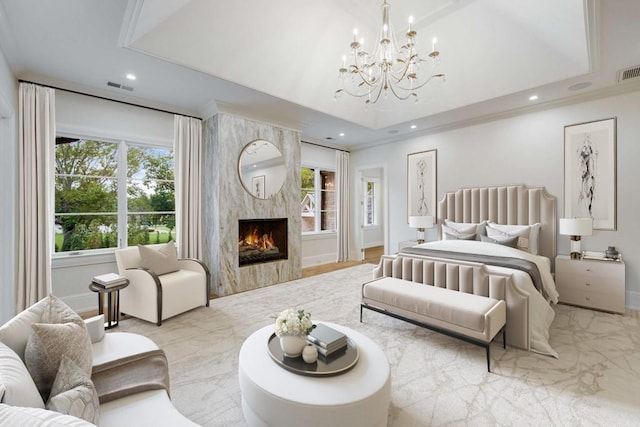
[0,46,17,323]
[351,90,640,310]
[300,142,338,267]
[53,91,173,312]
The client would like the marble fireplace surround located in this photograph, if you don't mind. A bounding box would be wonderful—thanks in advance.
[203,113,302,297]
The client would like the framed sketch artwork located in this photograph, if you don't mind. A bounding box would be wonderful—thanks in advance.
[407,149,437,222]
[252,175,265,198]
[564,117,616,230]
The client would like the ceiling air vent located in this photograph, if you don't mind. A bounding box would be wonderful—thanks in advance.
[106,81,134,92]
[617,65,640,83]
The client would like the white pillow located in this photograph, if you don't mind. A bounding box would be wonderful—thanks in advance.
[0,342,45,408]
[0,403,95,427]
[443,220,486,240]
[442,225,475,240]
[486,222,540,255]
[138,241,179,275]
[0,297,49,360]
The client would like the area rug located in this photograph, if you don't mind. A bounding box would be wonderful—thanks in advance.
[116,264,640,426]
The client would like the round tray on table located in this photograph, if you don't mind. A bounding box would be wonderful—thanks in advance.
[266,333,359,377]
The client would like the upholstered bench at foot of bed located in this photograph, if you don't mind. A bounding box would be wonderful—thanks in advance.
[361,277,506,372]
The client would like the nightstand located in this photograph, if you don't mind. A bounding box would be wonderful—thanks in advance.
[555,255,625,314]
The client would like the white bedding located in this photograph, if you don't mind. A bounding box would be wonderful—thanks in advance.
[412,240,559,357]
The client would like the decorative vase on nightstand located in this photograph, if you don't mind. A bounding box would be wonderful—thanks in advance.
[605,246,619,259]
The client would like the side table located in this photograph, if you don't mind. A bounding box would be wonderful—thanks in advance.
[555,255,625,313]
[88,280,130,329]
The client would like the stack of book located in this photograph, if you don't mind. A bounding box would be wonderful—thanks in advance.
[307,323,348,357]
[92,273,128,288]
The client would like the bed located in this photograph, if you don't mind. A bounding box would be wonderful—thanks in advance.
[381,185,559,357]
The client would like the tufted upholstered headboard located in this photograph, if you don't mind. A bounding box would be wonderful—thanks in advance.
[437,185,557,262]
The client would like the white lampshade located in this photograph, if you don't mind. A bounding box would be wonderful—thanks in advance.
[559,218,593,236]
[409,215,434,229]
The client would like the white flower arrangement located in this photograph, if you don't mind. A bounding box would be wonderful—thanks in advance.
[274,308,313,337]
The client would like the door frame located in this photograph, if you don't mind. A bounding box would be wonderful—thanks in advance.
[353,163,389,260]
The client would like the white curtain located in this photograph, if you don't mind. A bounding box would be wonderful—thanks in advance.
[17,83,55,310]
[336,150,350,262]
[174,115,203,259]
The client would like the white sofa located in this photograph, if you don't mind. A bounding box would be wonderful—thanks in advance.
[115,245,210,326]
[0,297,198,426]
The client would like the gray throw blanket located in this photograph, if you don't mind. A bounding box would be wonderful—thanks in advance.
[400,246,548,300]
[91,349,170,404]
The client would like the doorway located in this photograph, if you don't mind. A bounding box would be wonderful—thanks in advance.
[356,165,388,262]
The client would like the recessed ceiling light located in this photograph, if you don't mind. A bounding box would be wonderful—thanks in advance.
[410,125,417,129]
[339,132,345,137]
[126,74,136,81]
[528,95,538,101]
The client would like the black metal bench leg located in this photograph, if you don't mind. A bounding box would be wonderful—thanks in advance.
[503,326,507,349]
[359,305,363,322]
[486,345,491,372]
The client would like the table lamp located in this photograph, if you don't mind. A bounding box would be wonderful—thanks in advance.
[559,218,593,259]
[409,215,434,244]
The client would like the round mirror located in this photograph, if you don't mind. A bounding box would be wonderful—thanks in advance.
[238,140,286,199]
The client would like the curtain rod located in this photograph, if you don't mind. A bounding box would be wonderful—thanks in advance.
[301,140,349,153]
[19,79,202,120]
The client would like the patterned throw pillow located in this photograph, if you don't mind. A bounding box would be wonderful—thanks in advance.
[443,231,476,240]
[138,241,179,275]
[480,234,519,248]
[41,295,85,327]
[46,356,99,425]
[486,222,540,255]
[24,323,93,401]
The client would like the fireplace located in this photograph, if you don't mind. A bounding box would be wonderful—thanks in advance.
[238,218,288,266]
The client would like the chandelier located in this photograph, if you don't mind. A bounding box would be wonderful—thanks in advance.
[335,1,444,105]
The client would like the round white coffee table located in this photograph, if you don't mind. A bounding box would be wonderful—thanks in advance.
[238,322,391,427]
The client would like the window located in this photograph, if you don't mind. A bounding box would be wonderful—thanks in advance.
[364,179,377,226]
[300,167,335,233]
[54,137,175,253]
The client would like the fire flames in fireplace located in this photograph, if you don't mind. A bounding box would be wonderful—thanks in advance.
[238,218,287,266]
[239,228,276,251]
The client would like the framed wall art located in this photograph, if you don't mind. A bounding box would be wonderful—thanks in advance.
[407,149,437,222]
[252,175,265,199]
[564,117,616,230]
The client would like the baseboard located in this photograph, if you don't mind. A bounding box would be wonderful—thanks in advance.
[62,292,97,315]
[364,241,383,248]
[626,289,640,311]
[302,253,336,268]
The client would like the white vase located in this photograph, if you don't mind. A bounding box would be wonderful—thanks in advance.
[302,343,318,363]
[279,335,306,357]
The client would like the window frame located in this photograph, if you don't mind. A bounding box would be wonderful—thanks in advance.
[52,132,175,258]
[363,178,379,228]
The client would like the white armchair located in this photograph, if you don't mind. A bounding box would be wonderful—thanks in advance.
[114,245,210,326]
